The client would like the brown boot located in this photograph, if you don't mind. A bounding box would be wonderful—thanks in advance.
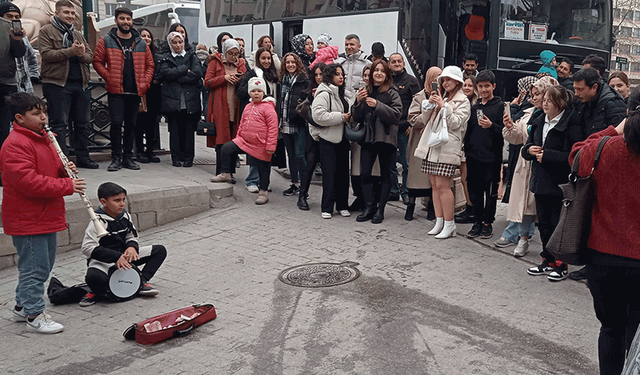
[210,173,232,183]
[255,190,269,205]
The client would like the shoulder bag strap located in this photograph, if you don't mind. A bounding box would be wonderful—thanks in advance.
[571,135,611,178]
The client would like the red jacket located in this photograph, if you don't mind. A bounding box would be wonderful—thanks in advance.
[233,97,279,162]
[204,53,247,147]
[93,28,154,96]
[569,126,640,260]
[0,124,74,235]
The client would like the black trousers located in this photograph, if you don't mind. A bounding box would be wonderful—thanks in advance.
[360,142,397,208]
[85,245,166,297]
[167,111,198,164]
[135,112,159,156]
[220,141,271,191]
[0,84,17,150]
[215,121,235,175]
[299,134,319,197]
[534,194,562,263]
[587,258,640,375]
[108,93,140,158]
[318,137,350,213]
[42,83,91,160]
[466,158,501,224]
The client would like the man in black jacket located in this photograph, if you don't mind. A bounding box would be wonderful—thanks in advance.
[464,70,504,239]
[389,53,421,204]
[557,58,574,92]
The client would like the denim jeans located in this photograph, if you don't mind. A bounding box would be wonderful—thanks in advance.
[246,165,259,187]
[13,233,57,316]
[42,83,91,160]
[501,216,536,243]
[282,131,307,184]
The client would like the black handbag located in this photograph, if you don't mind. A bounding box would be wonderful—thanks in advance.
[547,136,611,265]
[344,122,365,143]
[196,121,216,136]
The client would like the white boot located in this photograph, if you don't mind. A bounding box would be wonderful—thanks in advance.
[428,217,444,235]
[513,238,530,257]
[435,220,457,239]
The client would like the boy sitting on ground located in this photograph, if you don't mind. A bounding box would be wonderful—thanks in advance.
[79,182,167,306]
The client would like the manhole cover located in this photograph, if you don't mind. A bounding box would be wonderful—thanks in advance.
[279,261,360,288]
[193,158,216,165]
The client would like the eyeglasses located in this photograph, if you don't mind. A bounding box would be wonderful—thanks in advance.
[226,52,239,57]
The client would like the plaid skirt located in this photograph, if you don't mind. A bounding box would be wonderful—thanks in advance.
[421,160,457,177]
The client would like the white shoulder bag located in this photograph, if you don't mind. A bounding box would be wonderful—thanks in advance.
[427,106,449,148]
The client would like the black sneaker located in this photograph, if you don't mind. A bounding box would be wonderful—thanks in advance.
[467,222,483,238]
[527,261,554,276]
[122,156,140,170]
[136,154,150,163]
[548,266,569,282]
[283,184,300,196]
[107,157,122,172]
[480,223,493,239]
[147,152,161,163]
[79,292,96,307]
[76,158,99,169]
[569,266,588,281]
[138,283,158,296]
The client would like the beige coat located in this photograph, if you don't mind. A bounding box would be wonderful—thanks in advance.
[502,107,538,222]
[405,90,434,189]
[423,89,470,166]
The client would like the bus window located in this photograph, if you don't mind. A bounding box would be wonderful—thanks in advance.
[176,7,200,42]
[400,0,432,81]
[500,0,610,50]
[134,10,172,41]
[205,0,265,25]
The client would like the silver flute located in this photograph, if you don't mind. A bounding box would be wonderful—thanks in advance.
[44,124,109,238]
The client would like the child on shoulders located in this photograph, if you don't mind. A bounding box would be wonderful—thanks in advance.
[309,33,339,71]
[80,182,167,306]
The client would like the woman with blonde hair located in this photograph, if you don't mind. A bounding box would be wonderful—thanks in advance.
[404,66,442,220]
[422,66,470,238]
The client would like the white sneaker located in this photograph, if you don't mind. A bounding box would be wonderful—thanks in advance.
[26,312,64,334]
[12,305,27,321]
[435,221,457,239]
[321,212,332,219]
[339,210,351,217]
[246,185,259,193]
[513,238,530,257]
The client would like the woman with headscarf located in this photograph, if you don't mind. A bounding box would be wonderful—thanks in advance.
[290,34,315,69]
[205,38,247,177]
[156,31,202,167]
[404,66,441,221]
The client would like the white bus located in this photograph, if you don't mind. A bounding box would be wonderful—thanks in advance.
[198,0,613,97]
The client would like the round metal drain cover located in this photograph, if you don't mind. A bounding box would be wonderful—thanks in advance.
[279,261,360,288]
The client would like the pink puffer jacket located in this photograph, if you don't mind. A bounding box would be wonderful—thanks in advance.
[233,97,279,162]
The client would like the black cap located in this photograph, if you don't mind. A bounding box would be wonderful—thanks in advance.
[0,2,21,17]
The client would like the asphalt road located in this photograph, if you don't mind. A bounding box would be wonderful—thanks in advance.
[0,166,600,375]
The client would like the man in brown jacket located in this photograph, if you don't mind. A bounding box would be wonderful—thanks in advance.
[39,0,97,168]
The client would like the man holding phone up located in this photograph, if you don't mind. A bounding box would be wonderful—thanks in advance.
[463,69,505,239]
[0,2,26,185]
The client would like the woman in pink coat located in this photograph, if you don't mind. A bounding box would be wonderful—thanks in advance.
[210,77,279,204]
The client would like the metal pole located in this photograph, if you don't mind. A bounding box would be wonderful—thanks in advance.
[82,0,92,41]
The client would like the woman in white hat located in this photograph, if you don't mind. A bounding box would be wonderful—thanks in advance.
[423,66,471,239]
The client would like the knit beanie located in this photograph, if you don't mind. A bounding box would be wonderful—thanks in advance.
[0,3,21,17]
[248,77,266,94]
[317,33,331,45]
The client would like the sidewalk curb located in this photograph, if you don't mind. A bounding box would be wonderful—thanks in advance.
[0,183,234,270]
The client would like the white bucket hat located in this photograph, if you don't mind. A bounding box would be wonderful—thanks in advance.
[438,65,465,85]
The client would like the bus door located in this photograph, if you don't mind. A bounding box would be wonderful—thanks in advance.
[281,20,303,55]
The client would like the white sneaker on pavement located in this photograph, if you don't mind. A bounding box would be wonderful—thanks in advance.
[513,238,530,257]
[246,185,259,193]
[339,210,351,217]
[12,305,27,321]
[26,312,64,334]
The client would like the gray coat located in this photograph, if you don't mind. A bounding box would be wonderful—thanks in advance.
[351,86,402,147]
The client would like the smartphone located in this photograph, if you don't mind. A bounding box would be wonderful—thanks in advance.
[476,109,484,122]
[235,72,243,77]
[11,20,22,36]
[504,102,511,121]
[431,82,438,93]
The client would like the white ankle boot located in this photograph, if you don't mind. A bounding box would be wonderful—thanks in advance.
[435,220,457,239]
[428,217,444,235]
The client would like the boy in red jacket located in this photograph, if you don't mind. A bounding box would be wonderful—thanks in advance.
[0,92,85,333]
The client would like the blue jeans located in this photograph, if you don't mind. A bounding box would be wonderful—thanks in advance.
[501,216,536,243]
[282,131,307,184]
[13,233,57,316]
[396,131,409,198]
[246,165,259,187]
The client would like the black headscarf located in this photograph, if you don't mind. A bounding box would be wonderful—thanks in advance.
[216,32,233,54]
[290,33,315,68]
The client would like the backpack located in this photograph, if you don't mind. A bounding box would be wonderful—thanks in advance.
[47,277,91,305]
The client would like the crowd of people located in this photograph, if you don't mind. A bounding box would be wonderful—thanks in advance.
[0,2,639,373]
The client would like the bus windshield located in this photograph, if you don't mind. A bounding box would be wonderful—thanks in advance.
[176,8,200,43]
[500,0,611,51]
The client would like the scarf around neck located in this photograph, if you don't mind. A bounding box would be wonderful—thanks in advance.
[52,16,74,48]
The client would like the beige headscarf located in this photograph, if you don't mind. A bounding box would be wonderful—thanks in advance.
[424,66,443,95]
